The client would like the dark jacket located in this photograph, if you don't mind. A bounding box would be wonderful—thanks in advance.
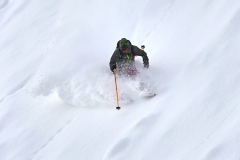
[109,45,149,72]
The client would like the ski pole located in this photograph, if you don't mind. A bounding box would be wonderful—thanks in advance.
[113,69,120,110]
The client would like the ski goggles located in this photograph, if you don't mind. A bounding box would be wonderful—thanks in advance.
[121,47,130,53]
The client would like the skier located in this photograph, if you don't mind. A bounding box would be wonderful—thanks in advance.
[109,38,149,76]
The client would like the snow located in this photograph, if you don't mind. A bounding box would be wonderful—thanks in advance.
[1,0,240,159]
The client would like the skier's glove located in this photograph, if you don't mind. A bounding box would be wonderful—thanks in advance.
[110,64,116,72]
[144,63,149,69]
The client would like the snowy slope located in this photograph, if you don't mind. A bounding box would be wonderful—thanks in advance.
[1,0,240,160]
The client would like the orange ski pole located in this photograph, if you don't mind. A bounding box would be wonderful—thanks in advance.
[113,69,120,110]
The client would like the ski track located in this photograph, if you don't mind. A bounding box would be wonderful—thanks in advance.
[32,117,76,160]
[186,99,240,160]
[0,0,29,28]
[104,113,160,159]
[0,0,9,10]
[0,75,31,104]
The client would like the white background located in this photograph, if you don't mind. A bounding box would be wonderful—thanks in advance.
[1,0,240,159]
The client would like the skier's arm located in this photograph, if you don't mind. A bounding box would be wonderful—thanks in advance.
[109,49,120,72]
[132,45,149,67]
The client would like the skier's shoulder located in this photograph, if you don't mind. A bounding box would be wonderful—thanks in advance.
[114,48,121,53]
[132,45,146,55]
[132,45,139,50]
[112,48,122,57]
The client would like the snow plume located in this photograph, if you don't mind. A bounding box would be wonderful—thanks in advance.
[30,60,160,107]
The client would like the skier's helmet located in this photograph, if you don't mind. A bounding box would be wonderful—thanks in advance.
[119,38,131,51]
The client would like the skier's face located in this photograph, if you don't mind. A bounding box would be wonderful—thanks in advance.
[122,48,130,53]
